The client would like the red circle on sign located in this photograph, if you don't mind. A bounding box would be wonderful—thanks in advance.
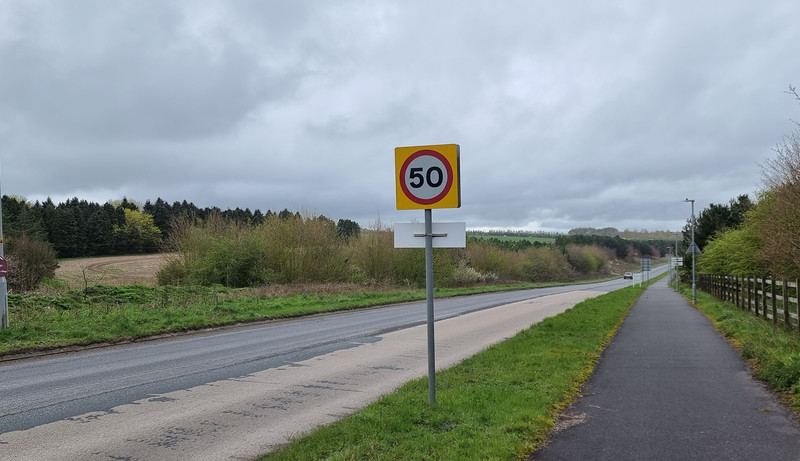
[399,150,454,205]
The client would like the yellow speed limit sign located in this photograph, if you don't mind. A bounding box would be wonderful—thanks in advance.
[395,144,461,210]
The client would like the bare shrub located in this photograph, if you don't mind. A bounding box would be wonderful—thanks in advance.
[158,213,272,287]
[350,220,398,284]
[467,239,511,279]
[5,234,59,292]
[521,247,571,282]
[565,244,610,274]
[255,212,349,283]
[758,127,800,277]
[451,262,483,286]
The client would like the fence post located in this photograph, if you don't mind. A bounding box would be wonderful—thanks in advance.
[789,279,800,331]
[761,276,768,320]
[747,277,752,313]
[726,275,731,303]
[771,278,777,325]
[783,279,790,329]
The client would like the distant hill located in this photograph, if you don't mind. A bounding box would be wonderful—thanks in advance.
[467,230,562,239]
[567,227,677,240]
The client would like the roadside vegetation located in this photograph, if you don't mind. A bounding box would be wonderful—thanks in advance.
[686,86,800,279]
[3,195,674,295]
[263,279,653,460]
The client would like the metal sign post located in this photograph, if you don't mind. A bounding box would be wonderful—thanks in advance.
[424,209,435,404]
[640,257,651,283]
[395,144,461,405]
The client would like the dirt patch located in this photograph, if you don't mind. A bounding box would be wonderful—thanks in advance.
[55,254,169,288]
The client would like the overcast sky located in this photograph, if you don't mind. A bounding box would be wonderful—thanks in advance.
[2,1,798,233]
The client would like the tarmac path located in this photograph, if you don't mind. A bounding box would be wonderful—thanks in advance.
[535,279,800,460]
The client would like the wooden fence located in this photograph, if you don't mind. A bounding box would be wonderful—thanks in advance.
[697,274,800,332]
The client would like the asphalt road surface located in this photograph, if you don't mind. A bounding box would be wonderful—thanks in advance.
[0,273,659,460]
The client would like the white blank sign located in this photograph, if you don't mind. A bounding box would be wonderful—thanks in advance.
[393,222,466,248]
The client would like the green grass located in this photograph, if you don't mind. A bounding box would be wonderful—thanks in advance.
[0,280,599,356]
[262,282,653,460]
[687,287,800,407]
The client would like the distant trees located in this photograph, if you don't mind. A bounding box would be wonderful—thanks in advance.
[336,219,361,240]
[683,195,753,252]
[2,196,343,260]
[115,209,161,254]
[556,234,631,259]
[568,227,675,240]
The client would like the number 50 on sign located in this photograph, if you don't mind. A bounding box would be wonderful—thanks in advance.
[395,144,461,210]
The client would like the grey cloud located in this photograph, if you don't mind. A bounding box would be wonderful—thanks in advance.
[3,0,799,233]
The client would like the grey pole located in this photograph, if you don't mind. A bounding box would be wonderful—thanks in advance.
[673,231,679,291]
[424,208,436,404]
[0,168,7,330]
[685,198,696,304]
[667,246,672,287]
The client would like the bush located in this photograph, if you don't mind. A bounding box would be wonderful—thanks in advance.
[565,244,609,274]
[521,247,571,282]
[467,240,511,279]
[190,234,272,287]
[156,259,190,286]
[350,224,396,283]
[451,262,483,286]
[5,234,60,292]
[159,213,273,288]
[160,211,349,287]
[256,212,349,283]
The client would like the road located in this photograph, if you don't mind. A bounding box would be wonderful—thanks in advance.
[0,272,660,459]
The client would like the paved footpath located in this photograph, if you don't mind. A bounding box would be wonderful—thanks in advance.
[535,279,800,460]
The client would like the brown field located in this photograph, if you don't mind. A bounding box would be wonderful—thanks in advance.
[55,254,169,288]
[52,255,371,296]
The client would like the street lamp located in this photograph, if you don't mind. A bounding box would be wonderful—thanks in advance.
[684,198,696,304]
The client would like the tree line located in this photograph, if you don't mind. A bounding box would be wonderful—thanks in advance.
[1,196,664,292]
[1,196,361,259]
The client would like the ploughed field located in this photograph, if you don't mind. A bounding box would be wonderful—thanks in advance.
[55,254,167,288]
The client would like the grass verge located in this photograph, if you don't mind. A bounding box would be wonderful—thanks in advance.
[685,287,800,408]
[261,282,653,460]
[0,280,595,356]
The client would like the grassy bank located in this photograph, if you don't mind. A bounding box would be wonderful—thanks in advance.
[0,281,581,356]
[686,287,800,408]
[263,282,652,460]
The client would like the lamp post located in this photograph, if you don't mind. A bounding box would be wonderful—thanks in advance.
[684,198,696,304]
